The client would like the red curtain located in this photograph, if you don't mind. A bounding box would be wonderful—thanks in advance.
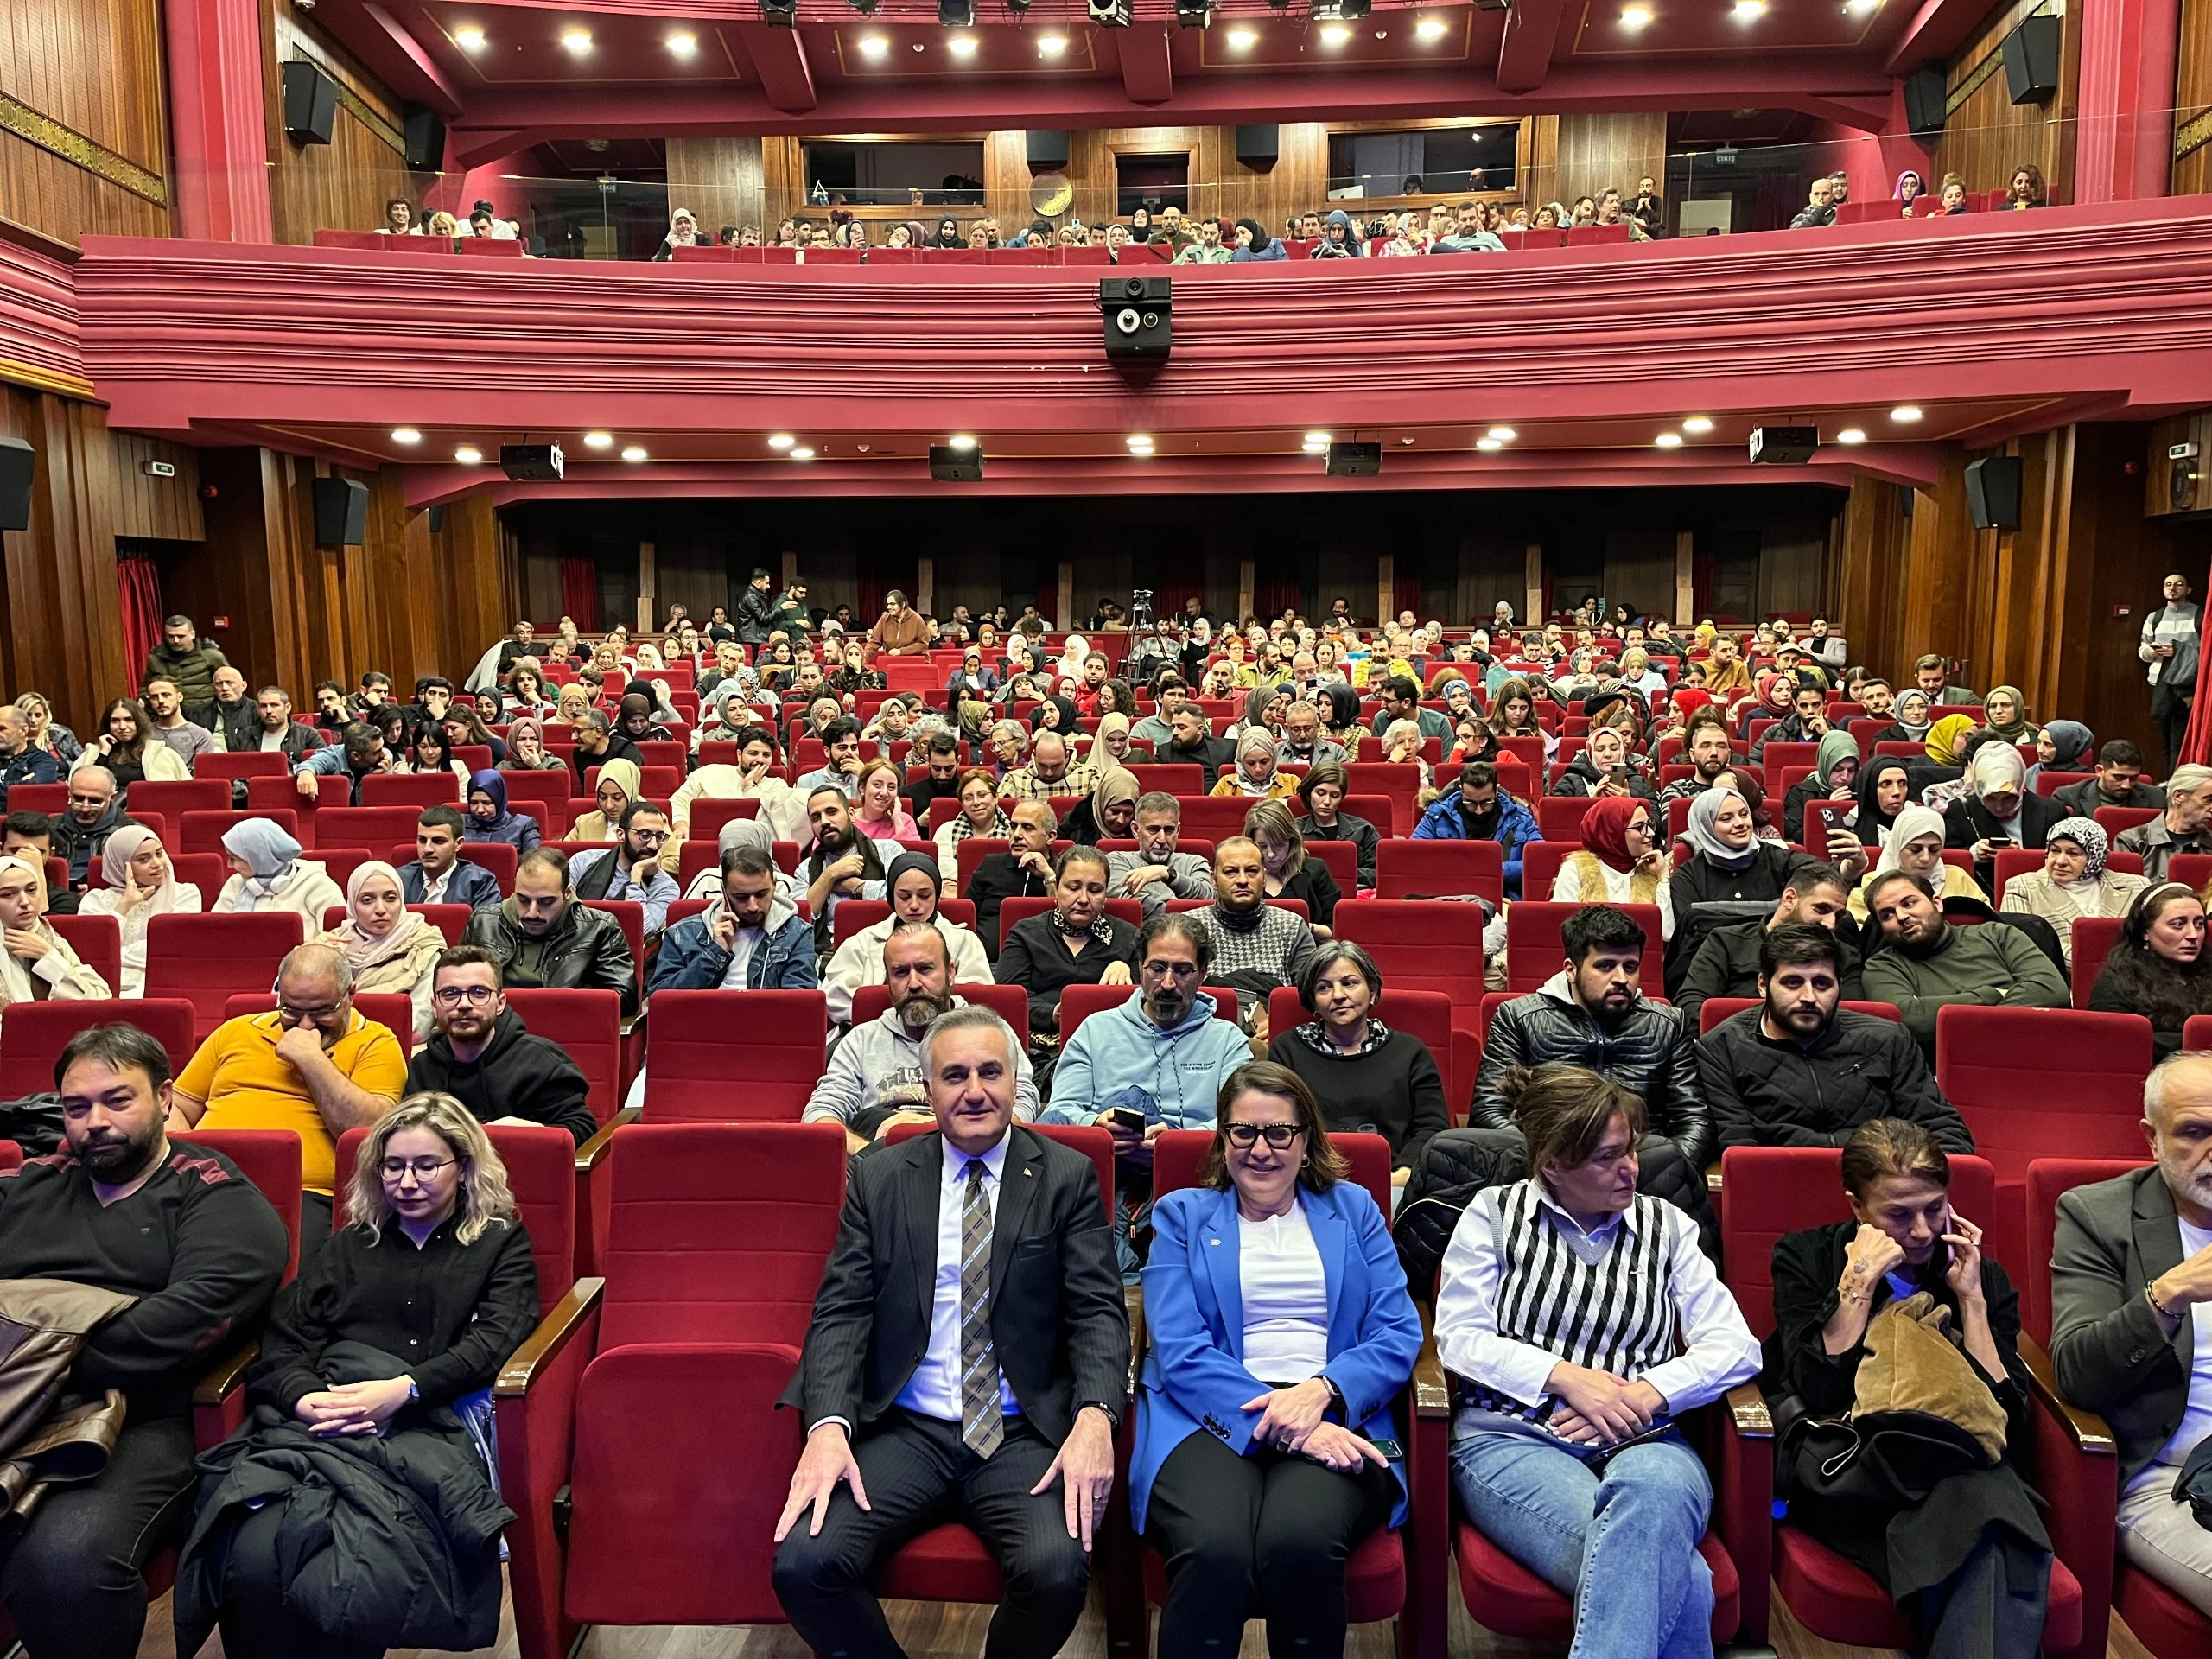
[117,552,162,685]
[1392,575,1423,621]
[2183,556,2212,766]
[1253,575,1303,621]
[559,557,600,632]
[1148,582,1202,627]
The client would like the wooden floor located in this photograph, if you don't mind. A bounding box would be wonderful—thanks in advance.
[138,1576,2158,1659]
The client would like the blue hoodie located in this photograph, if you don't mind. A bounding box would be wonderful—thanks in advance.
[1040,990,1250,1131]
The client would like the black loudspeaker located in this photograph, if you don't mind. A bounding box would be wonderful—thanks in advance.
[427,505,447,534]
[1099,274,1171,361]
[1965,456,2022,530]
[402,105,445,171]
[1904,68,1948,136]
[1325,442,1382,477]
[282,60,339,145]
[1236,124,1280,169]
[0,436,32,532]
[314,476,369,547]
[1026,130,1070,170]
[2003,14,2059,104]
[929,444,984,481]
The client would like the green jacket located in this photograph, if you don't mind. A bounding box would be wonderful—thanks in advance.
[767,596,811,639]
[1859,921,2069,1050]
[142,642,230,719]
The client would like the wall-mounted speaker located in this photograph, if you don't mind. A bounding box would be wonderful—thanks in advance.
[402,105,445,171]
[929,444,984,481]
[1904,67,1948,136]
[0,437,32,532]
[1236,124,1280,170]
[1026,130,1070,171]
[313,476,369,547]
[1965,456,2022,530]
[2002,14,2059,104]
[281,60,339,144]
[1099,274,1171,361]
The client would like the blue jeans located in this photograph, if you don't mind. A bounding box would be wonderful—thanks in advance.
[1451,1427,1715,1659]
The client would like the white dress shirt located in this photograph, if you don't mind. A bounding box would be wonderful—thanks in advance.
[1434,1181,1760,1438]
[1239,1204,1331,1382]
[892,1134,1021,1425]
[2133,1213,2212,1495]
[421,864,454,903]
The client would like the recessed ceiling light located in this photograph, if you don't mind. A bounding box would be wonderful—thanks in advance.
[789,446,817,461]
[1127,434,1154,448]
[859,34,888,56]
[1619,4,1653,24]
[1038,33,1068,54]
[767,433,796,449]
[947,33,978,54]
[949,434,978,449]
[1475,437,1503,452]
[1302,441,1328,455]
[621,446,648,461]
[1304,431,1332,444]
[454,446,483,464]
[1655,431,1685,448]
[1485,425,1516,442]
[1731,0,1764,17]
[1226,24,1257,45]
[582,431,614,449]
[391,427,422,444]
[1834,427,1868,444]
[666,30,697,54]
[1319,22,1351,43]
[1415,15,1448,38]
[1844,0,1878,11]
[560,28,593,54]
[1681,416,1714,434]
[1890,404,1923,423]
[454,25,486,50]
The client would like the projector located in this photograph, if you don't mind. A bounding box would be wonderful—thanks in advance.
[1325,442,1382,477]
[500,442,564,481]
[1749,426,1820,465]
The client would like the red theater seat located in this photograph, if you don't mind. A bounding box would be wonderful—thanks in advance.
[359,772,462,808]
[1059,981,1238,1039]
[1375,839,1502,906]
[1503,902,1663,993]
[641,989,828,1121]
[1336,901,1493,1033]
[995,893,1141,948]
[144,912,306,1041]
[124,779,228,822]
[0,997,196,1101]
[48,912,121,995]
[179,807,301,855]
[1266,985,1465,1107]
[312,805,425,852]
[194,751,290,785]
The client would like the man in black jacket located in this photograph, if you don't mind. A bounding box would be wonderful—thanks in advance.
[1157,706,1230,788]
[2051,740,2165,818]
[1675,863,1863,1027]
[1470,904,1714,1216]
[0,1022,289,1659]
[461,848,639,1016]
[1696,923,1971,1152]
[734,567,779,646]
[772,1004,1126,1659]
[966,799,1057,961]
[404,947,596,1144]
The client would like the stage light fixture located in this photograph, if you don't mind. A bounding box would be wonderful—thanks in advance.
[621,446,649,461]
[454,446,483,464]
[559,28,593,52]
[1178,0,1212,25]
[759,0,796,27]
[582,431,614,449]
[1681,416,1714,434]
[859,33,888,53]
[1749,425,1820,463]
[1089,0,1133,26]
[789,446,817,461]
[1325,442,1382,476]
[1415,16,1448,37]
[453,25,486,50]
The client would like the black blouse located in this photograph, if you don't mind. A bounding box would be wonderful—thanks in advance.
[1274,861,1343,928]
[995,912,1140,1036]
[1296,810,1380,890]
[247,1213,539,1416]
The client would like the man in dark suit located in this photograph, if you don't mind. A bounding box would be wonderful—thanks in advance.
[2050,1051,2212,1613]
[772,1003,1129,1658]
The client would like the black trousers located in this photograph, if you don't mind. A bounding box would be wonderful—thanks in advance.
[1146,1429,1398,1659]
[299,1189,334,1276]
[2154,682,2194,774]
[0,1414,197,1659]
[213,1502,385,1659]
[771,1410,1090,1659]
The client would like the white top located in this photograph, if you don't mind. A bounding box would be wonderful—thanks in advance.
[2136,1213,2212,1493]
[889,1135,1020,1426]
[719,925,761,989]
[1237,1203,1331,1382]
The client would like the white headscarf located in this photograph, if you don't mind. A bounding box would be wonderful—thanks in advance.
[329,859,431,975]
[1874,804,1949,877]
[0,855,49,1006]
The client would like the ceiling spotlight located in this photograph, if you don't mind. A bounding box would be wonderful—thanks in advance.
[1305,430,1332,444]
[789,446,817,461]
[767,433,796,449]
[1319,22,1352,42]
[666,29,697,54]
[582,431,614,449]
[1038,31,1069,50]
[1681,416,1714,434]
[947,33,979,54]
[1485,425,1516,442]
[1619,4,1652,23]
[391,427,422,444]
[621,446,648,461]
[949,434,978,449]
[940,0,976,21]
[1655,431,1684,448]
[1415,14,1448,36]
[1890,404,1923,423]
[1475,437,1503,452]
[1227,24,1258,44]
[1088,0,1133,24]
[1834,427,1868,444]
[1178,0,1212,23]
[454,446,483,464]
[859,33,888,54]
[560,27,593,53]
[1731,0,1764,17]
[453,24,486,50]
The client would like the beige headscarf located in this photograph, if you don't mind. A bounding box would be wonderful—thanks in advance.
[327,859,433,975]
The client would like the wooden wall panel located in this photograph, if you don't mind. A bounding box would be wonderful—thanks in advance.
[1540,113,1667,211]
[0,0,169,242]
[264,5,433,244]
[0,385,129,734]
[109,432,203,541]
[2146,410,2212,513]
[1934,0,2082,200]
[666,137,766,239]
[2177,0,2212,194]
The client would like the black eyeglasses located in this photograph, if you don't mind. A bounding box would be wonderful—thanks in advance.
[1224,1122,1306,1150]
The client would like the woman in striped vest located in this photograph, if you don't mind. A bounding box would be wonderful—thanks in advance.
[1435,1065,1760,1657]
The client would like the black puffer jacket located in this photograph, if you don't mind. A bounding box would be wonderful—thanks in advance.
[1471,977,1713,1172]
[1547,756,1656,799]
[1695,1006,1974,1152]
[1675,916,1865,1028]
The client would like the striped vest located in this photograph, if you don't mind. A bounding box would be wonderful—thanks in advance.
[1468,1182,1682,1425]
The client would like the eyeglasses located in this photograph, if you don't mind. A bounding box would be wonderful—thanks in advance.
[1224,1122,1306,1150]
[276,1000,346,1022]
[432,986,499,1007]
[380,1157,457,1181]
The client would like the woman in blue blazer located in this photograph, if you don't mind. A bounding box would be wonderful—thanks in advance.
[1133,1060,1424,1659]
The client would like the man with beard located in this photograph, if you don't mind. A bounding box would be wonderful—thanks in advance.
[0,1023,288,1659]
[1410,760,1542,899]
[138,677,214,769]
[1697,923,1970,1151]
[1469,904,1715,1232]
[652,842,817,992]
[1186,837,1314,1035]
[1674,865,1864,1027]
[404,947,596,1143]
[1859,871,2068,1056]
[1658,715,1748,804]
[220,683,321,764]
[966,798,1058,963]
[461,849,639,1015]
[1275,699,1346,767]
[2051,1052,2212,1615]
[805,923,1039,1148]
[802,785,902,954]
[1107,794,1214,920]
[796,717,866,802]
[47,766,136,890]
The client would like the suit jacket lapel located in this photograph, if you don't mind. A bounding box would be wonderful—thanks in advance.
[1201,1189,1244,1357]
[2133,1170,2192,1365]
[900,1135,941,1335]
[989,1128,1042,1296]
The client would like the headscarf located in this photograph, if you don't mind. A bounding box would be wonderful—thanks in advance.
[2040,720,2094,772]
[588,758,640,821]
[331,859,431,973]
[1982,686,2034,745]
[1056,634,1090,684]
[1031,696,1079,734]
[221,818,305,900]
[1925,712,1976,766]
[618,692,658,739]
[1757,671,1796,715]
[1243,681,1284,737]
[2044,815,2109,891]
[99,823,170,897]
[467,767,517,830]
[0,855,51,1002]
[1854,757,1914,841]
[1891,688,1933,740]
[1895,168,1925,201]
[1580,796,1648,874]
[1694,622,1717,650]
[1815,729,1860,790]
[881,851,944,927]
[1091,766,1141,830]
[1966,741,2026,799]
[1669,687,1713,728]
[1087,712,1133,770]
[504,717,548,767]
[1230,732,1281,796]
[1874,804,1948,879]
[1684,787,1758,871]
[667,208,699,248]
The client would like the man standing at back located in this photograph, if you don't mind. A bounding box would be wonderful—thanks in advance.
[142,614,229,728]
[2142,572,2202,771]
[772,1005,1127,1659]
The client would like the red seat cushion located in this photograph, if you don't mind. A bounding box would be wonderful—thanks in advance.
[2117,1562,2212,1656]
[1775,1525,2079,1650]
[877,1522,1006,1602]
[1457,1520,1737,1642]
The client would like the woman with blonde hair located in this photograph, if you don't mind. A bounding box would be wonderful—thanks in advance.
[78,824,202,995]
[1247,798,1341,928]
[314,860,445,1038]
[15,691,81,764]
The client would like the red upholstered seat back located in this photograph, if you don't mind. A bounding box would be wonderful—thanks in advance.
[2023,1157,2147,1345]
[0,998,197,1100]
[1503,901,1663,992]
[1374,839,1503,906]
[503,988,623,1122]
[1936,1006,2153,1181]
[641,989,828,1121]
[145,912,306,1040]
[334,1122,577,1306]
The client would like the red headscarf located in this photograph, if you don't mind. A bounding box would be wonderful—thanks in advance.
[1669,687,1713,726]
[1580,795,1651,874]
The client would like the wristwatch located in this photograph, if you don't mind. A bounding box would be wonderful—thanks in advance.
[1321,1376,1349,1420]
[1078,1398,1121,1432]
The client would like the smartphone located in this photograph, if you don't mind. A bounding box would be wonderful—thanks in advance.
[1108,1107,1147,1131]
[1983,836,2016,849]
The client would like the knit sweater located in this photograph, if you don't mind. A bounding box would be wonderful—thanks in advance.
[1265,1026,1448,1173]
[1859,923,2071,1052]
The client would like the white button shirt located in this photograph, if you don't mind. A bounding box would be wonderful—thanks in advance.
[893,1134,1022,1425]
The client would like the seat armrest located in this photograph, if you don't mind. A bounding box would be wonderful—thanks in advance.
[1404,1302,1450,1659]
[573,1109,638,1280]
[2018,1333,2116,1456]
[191,1339,259,1451]
[1705,1160,1723,1193]
[497,1277,605,1398]
[495,1277,603,1659]
[1413,1308,1449,1420]
[2019,1333,2117,1659]
[1123,1283,1145,1399]
[1714,1380,1774,1647]
[575,1107,638,1174]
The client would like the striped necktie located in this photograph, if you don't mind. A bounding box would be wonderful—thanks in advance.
[958,1158,1002,1458]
